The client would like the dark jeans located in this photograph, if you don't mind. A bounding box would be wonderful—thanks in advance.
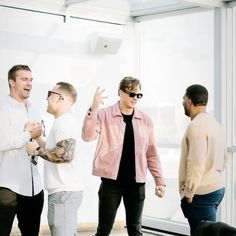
[181,188,225,236]
[0,187,44,236]
[95,181,145,236]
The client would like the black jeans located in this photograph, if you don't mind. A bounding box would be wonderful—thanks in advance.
[0,187,44,236]
[95,181,145,236]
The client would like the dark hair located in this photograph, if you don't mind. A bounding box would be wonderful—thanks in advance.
[8,65,31,82]
[119,76,141,92]
[56,82,77,103]
[185,84,208,106]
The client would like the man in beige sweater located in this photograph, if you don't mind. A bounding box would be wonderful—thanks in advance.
[179,84,228,236]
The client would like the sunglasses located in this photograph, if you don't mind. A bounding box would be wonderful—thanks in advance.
[47,90,64,100]
[122,90,143,99]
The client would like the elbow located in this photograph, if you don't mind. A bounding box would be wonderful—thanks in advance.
[81,128,90,141]
[81,133,97,142]
[81,133,89,141]
[54,157,73,164]
[81,134,91,142]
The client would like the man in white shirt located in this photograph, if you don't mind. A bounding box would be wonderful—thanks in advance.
[27,82,83,236]
[0,65,44,236]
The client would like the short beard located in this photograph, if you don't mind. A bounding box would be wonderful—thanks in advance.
[184,109,190,117]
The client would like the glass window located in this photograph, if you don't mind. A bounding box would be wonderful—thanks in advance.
[233,154,236,227]
[0,5,134,226]
[233,6,236,146]
[139,10,214,234]
[232,6,236,228]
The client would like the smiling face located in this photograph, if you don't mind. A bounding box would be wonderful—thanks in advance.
[46,85,67,117]
[9,69,33,103]
[119,86,142,109]
[46,85,62,115]
[118,77,142,111]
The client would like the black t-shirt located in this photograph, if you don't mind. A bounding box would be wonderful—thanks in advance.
[102,112,136,186]
[116,113,135,184]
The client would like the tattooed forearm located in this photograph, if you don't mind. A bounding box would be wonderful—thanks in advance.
[38,138,76,163]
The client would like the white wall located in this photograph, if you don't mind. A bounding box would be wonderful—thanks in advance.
[0,6,135,225]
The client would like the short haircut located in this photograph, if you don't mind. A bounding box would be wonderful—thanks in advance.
[56,82,77,103]
[8,64,31,82]
[119,76,141,92]
[185,84,208,106]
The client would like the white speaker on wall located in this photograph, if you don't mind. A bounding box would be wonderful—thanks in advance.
[89,32,123,54]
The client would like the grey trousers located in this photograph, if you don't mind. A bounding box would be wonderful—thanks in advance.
[48,191,83,236]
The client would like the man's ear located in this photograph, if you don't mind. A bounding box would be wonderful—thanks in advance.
[9,79,15,88]
[187,98,192,105]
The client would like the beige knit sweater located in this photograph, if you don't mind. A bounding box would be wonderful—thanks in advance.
[179,112,228,199]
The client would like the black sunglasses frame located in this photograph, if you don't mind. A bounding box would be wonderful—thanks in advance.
[122,90,143,99]
[47,90,64,100]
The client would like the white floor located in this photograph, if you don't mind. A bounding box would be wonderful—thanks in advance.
[11,228,177,236]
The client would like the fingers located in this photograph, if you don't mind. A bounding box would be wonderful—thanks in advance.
[95,87,108,100]
[26,121,40,126]
[26,139,40,155]
[186,197,193,204]
[96,86,104,95]
[25,122,41,132]
[91,87,108,111]
[24,123,34,132]
[27,139,38,147]
[155,186,165,198]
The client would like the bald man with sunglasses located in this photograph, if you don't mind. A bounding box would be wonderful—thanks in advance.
[27,82,83,236]
[82,76,165,236]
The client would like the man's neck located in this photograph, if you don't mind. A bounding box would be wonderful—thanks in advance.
[119,102,134,115]
[9,94,27,104]
[54,107,71,118]
[190,106,206,120]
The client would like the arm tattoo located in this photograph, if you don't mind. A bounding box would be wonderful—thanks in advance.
[38,138,76,163]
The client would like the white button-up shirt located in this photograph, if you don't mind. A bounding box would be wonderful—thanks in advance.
[0,96,43,196]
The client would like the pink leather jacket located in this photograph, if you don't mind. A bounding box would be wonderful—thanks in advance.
[82,102,165,186]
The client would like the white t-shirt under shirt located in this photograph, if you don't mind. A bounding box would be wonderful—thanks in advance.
[44,112,82,195]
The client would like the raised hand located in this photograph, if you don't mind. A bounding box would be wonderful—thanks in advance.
[90,87,108,112]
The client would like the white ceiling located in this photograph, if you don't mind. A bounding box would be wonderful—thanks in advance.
[0,0,234,24]
[130,0,200,16]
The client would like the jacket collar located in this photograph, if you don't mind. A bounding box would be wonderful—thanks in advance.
[111,102,142,119]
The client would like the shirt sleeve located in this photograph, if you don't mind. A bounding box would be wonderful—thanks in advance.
[54,115,78,143]
[81,109,102,141]
[183,126,207,198]
[146,118,165,186]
